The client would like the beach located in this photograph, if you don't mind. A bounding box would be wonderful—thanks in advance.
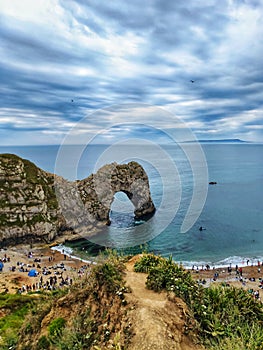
[190,263,263,300]
[0,243,91,295]
[0,243,263,302]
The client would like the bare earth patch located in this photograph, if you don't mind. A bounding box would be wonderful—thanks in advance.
[124,258,204,350]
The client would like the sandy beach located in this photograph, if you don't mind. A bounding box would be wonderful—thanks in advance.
[190,263,263,300]
[0,243,263,302]
[0,243,91,294]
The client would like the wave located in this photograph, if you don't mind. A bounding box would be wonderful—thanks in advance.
[52,244,263,271]
[51,244,97,265]
[181,255,263,269]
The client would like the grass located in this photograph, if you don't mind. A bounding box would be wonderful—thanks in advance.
[0,293,39,348]
[11,253,129,349]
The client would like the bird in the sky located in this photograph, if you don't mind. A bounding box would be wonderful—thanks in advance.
[71,99,74,102]
[190,80,195,83]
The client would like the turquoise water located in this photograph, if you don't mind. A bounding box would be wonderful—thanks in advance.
[1,143,263,267]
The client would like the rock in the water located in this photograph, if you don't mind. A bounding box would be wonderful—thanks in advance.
[0,154,155,246]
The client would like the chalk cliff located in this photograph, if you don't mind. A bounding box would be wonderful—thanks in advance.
[0,154,155,245]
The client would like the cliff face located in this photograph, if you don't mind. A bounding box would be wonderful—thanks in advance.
[0,154,64,245]
[0,154,155,245]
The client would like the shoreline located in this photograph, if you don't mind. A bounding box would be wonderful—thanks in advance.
[50,244,97,265]
[190,263,263,300]
[0,242,91,294]
[0,241,263,301]
[57,241,263,271]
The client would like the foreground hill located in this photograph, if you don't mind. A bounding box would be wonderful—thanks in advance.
[1,253,262,350]
[0,253,203,350]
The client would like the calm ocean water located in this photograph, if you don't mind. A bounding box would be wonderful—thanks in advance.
[1,143,263,267]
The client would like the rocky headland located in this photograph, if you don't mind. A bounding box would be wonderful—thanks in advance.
[0,154,155,246]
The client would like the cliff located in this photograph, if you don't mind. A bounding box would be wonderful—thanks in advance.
[0,154,155,246]
[0,154,63,245]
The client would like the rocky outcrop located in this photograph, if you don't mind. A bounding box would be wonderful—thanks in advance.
[0,154,155,245]
[0,154,65,246]
[57,162,156,233]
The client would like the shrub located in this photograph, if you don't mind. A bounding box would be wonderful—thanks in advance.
[193,285,263,343]
[55,314,98,349]
[134,253,163,273]
[93,261,124,293]
[48,317,66,338]
[37,335,50,350]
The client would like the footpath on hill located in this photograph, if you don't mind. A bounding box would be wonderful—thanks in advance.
[124,256,204,350]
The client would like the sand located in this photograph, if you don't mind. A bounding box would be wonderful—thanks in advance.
[0,243,262,301]
[190,264,263,300]
[0,243,90,294]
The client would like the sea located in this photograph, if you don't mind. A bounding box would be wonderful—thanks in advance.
[1,143,263,268]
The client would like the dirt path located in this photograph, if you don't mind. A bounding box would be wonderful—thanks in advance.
[124,257,204,350]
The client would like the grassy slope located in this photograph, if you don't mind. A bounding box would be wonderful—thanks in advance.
[0,253,262,349]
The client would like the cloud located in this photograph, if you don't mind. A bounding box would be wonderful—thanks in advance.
[1,0,263,144]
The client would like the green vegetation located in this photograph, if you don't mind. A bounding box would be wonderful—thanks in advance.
[52,310,100,350]
[134,254,263,350]
[2,254,129,350]
[37,335,50,350]
[48,317,66,338]
[2,252,263,349]
[93,259,125,293]
[134,253,163,273]
[0,293,40,349]
[48,317,67,346]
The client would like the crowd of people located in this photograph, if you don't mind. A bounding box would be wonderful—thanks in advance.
[0,248,92,294]
[191,260,263,302]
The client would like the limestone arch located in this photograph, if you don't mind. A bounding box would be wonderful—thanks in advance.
[78,161,156,225]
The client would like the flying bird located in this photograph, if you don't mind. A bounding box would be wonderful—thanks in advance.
[190,80,195,83]
[71,99,74,102]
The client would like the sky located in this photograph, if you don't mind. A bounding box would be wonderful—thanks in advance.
[1,0,263,145]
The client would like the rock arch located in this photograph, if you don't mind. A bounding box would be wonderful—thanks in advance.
[77,161,156,225]
[0,155,156,244]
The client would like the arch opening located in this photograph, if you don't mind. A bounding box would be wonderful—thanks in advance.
[109,191,135,228]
